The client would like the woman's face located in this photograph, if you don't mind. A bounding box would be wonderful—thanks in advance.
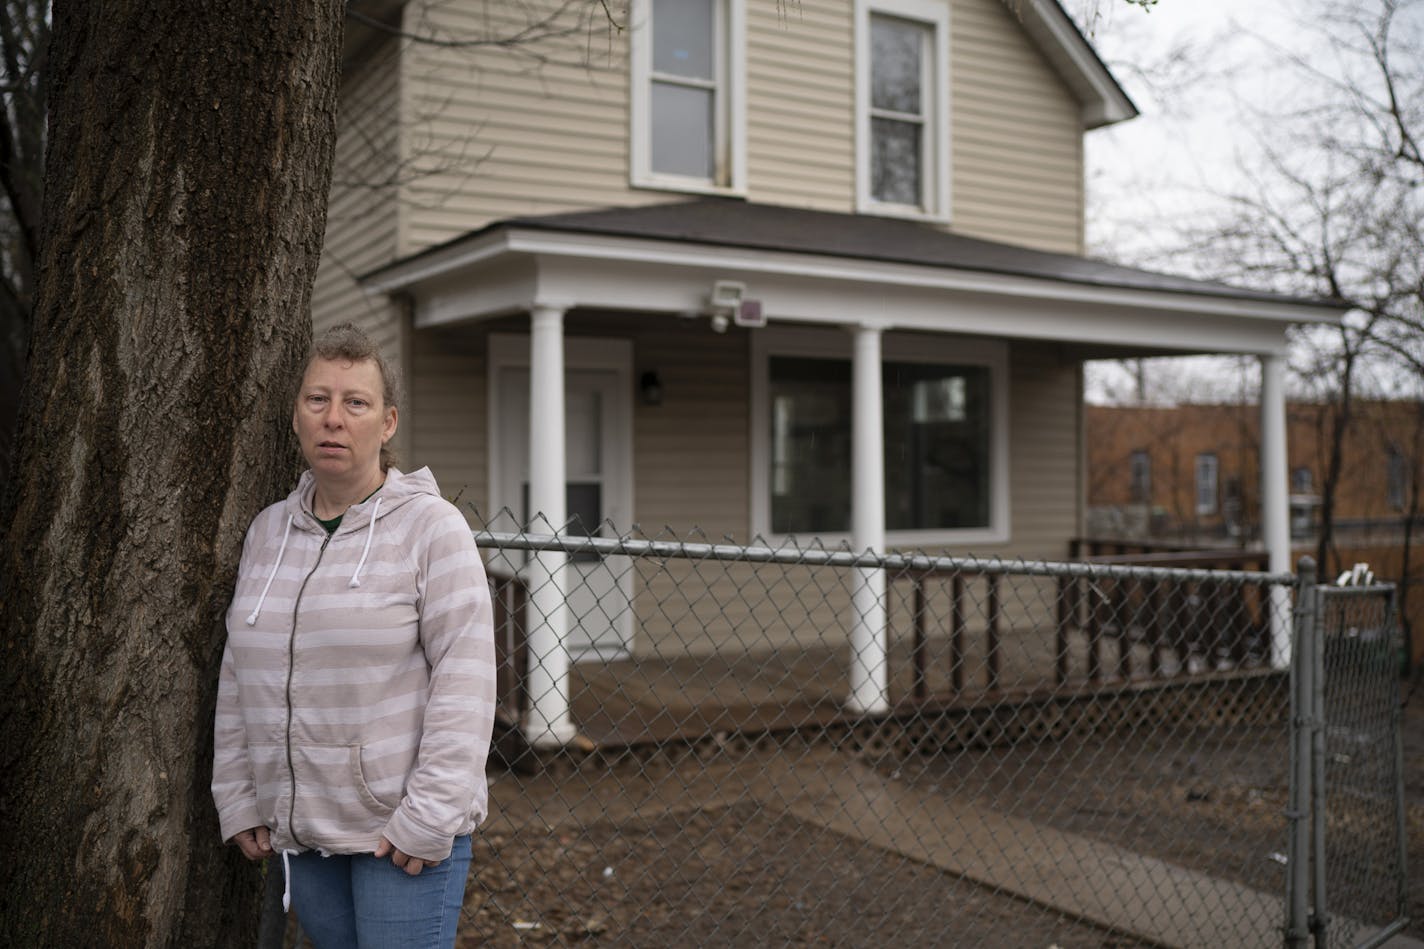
[292,357,397,486]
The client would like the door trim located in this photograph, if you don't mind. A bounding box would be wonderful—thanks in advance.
[487,332,635,662]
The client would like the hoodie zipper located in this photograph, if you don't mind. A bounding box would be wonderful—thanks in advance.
[285,528,331,849]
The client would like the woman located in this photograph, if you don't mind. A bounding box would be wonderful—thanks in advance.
[212,323,496,948]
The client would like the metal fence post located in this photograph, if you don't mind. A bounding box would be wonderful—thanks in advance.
[1311,572,1329,945]
[1390,588,1410,933]
[1285,556,1316,949]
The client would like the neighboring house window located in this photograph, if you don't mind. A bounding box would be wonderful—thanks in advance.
[1291,466,1313,495]
[1388,446,1408,510]
[754,330,1007,543]
[855,0,950,219]
[630,0,746,193]
[1195,453,1219,516]
[1129,450,1151,503]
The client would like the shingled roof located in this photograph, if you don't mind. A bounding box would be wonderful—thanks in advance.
[392,198,1343,311]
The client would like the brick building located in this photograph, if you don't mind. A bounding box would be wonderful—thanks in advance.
[1087,399,1424,546]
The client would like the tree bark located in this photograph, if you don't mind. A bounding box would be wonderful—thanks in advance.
[0,1,343,945]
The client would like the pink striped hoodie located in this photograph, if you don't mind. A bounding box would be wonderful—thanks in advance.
[212,466,496,862]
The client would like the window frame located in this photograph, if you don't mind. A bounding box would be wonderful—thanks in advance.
[629,0,747,196]
[854,0,951,221]
[1388,446,1408,511]
[1194,452,1219,517]
[750,326,1009,547]
[1129,449,1151,504]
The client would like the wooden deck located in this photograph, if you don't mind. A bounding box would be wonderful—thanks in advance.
[549,638,1287,752]
[487,543,1284,757]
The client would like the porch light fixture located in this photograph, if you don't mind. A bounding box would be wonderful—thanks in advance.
[640,370,663,406]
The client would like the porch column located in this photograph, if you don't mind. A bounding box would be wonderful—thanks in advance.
[524,303,576,746]
[1260,352,1292,669]
[848,322,889,714]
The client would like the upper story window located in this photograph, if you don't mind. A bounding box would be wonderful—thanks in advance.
[630,0,746,194]
[1129,450,1151,503]
[1291,465,1313,495]
[1195,453,1219,516]
[855,0,950,220]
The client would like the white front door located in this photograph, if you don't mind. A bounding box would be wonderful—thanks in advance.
[490,337,634,661]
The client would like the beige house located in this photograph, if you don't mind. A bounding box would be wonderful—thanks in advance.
[321,0,1346,742]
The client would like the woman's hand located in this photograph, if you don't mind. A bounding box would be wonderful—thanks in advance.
[375,836,428,876]
[232,826,274,861]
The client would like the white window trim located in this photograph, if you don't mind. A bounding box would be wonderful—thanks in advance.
[629,0,747,196]
[855,0,951,222]
[750,326,1008,547]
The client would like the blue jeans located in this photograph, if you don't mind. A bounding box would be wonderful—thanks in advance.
[288,836,472,949]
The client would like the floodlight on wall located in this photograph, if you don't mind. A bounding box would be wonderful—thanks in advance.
[706,280,764,332]
[708,280,745,317]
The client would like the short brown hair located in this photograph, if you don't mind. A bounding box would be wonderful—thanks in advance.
[301,322,402,469]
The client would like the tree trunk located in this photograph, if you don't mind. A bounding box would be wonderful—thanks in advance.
[0,1,343,945]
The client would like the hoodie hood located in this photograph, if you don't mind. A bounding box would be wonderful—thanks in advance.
[245,467,444,625]
[283,465,441,533]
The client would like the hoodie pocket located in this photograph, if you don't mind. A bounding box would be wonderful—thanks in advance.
[351,745,400,815]
[289,742,397,839]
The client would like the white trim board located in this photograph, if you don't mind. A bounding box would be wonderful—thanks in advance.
[371,229,1342,356]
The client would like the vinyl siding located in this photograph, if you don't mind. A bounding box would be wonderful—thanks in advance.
[951,0,1085,252]
[399,1,641,250]
[632,325,752,533]
[408,326,488,521]
[392,0,1086,254]
[1005,340,1081,559]
[745,0,855,211]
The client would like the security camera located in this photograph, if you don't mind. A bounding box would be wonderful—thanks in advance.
[709,313,730,334]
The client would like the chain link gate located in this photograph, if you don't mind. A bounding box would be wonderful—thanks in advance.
[1288,564,1409,949]
[449,518,1409,948]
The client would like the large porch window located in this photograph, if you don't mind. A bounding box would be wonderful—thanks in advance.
[770,357,990,534]
[754,329,1007,545]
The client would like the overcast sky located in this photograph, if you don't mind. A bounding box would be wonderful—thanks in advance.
[1065,0,1348,401]
[1068,0,1318,268]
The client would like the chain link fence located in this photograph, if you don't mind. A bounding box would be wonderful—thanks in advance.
[1298,582,1409,949]
[431,513,1407,949]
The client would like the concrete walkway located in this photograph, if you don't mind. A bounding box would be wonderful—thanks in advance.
[758,756,1421,949]
[489,749,1419,948]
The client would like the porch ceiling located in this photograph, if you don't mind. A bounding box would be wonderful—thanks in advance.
[361,200,1349,356]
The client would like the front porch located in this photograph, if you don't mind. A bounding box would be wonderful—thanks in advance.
[483,530,1294,757]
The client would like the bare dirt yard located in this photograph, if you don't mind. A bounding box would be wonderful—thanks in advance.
[450,685,1424,948]
[287,683,1424,948]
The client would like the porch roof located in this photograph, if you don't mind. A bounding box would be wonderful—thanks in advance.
[361,199,1349,356]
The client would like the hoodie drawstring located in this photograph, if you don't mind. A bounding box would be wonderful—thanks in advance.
[246,515,293,626]
[348,496,381,588]
[281,848,294,912]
